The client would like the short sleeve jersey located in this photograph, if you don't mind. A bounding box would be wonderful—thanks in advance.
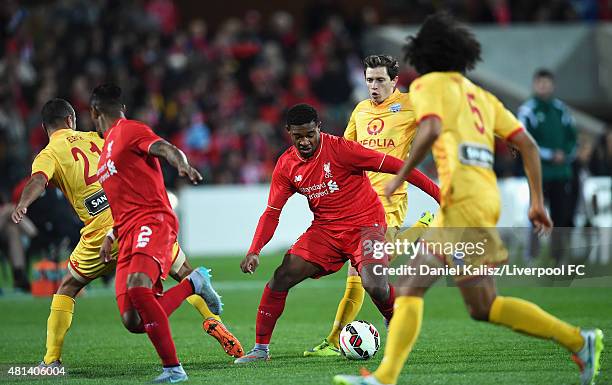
[31,129,113,235]
[409,72,523,206]
[97,118,177,236]
[344,89,417,199]
[266,133,387,227]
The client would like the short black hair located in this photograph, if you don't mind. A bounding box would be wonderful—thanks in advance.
[364,55,400,79]
[90,83,123,115]
[404,12,481,75]
[286,103,318,127]
[41,98,75,128]
[534,68,554,80]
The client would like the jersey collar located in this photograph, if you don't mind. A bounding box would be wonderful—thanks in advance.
[105,118,126,139]
[50,128,71,139]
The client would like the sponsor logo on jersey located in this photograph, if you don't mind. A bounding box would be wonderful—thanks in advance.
[359,138,396,149]
[97,158,117,183]
[459,143,494,169]
[299,180,341,200]
[84,189,110,216]
[327,180,339,193]
[107,159,117,175]
[389,103,401,113]
[366,118,385,135]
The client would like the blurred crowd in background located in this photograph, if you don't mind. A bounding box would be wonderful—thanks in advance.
[0,0,611,292]
[2,0,612,195]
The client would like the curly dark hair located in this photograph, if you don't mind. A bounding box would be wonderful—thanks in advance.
[404,12,481,75]
[363,55,400,79]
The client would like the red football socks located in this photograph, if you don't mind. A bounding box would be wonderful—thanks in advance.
[372,284,396,321]
[128,286,180,367]
[156,279,194,317]
[255,284,288,344]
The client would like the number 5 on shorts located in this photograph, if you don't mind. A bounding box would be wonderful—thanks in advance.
[136,226,153,248]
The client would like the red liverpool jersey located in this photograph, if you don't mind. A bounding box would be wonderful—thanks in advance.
[248,132,440,255]
[97,118,177,236]
[270,133,387,226]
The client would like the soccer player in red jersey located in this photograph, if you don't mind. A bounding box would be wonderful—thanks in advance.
[91,84,222,383]
[234,104,440,363]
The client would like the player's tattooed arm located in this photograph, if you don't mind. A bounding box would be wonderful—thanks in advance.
[149,139,203,184]
[11,173,47,224]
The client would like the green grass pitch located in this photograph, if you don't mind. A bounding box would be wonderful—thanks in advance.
[0,255,609,384]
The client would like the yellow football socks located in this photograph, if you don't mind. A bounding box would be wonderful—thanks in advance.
[489,296,584,353]
[43,294,75,364]
[374,296,424,385]
[327,276,365,348]
[187,294,221,322]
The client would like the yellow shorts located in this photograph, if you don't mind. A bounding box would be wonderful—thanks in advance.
[68,227,186,283]
[382,194,407,228]
[68,225,118,282]
[424,200,507,281]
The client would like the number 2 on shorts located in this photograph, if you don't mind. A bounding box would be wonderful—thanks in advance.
[136,226,153,248]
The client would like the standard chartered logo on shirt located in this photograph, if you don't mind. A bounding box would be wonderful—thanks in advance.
[327,180,339,193]
[107,160,117,175]
[299,180,340,200]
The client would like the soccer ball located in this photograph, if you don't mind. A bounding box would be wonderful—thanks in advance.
[339,320,380,360]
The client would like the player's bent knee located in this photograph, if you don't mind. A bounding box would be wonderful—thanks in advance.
[56,274,87,298]
[269,267,302,291]
[268,273,295,292]
[121,310,144,333]
[126,272,153,289]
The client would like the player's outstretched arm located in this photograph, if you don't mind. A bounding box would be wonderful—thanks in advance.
[241,206,282,274]
[11,174,47,224]
[149,139,203,184]
[241,163,294,274]
[507,130,553,235]
[340,136,440,202]
[378,158,440,203]
[384,116,441,199]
